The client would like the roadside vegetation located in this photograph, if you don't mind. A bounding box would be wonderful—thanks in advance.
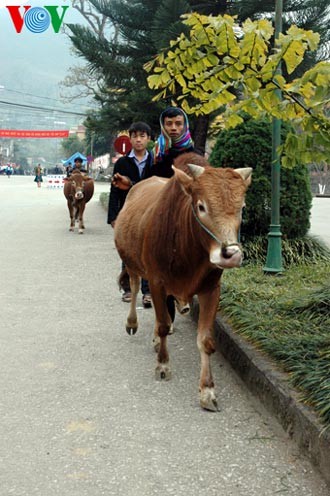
[220,239,330,428]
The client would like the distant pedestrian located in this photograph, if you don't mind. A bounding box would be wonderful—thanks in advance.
[5,164,13,178]
[66,162,73,178]
[73,157,87,173]
[34,164,43,188]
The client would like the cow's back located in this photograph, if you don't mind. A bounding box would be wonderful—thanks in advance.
[114,176,169,275]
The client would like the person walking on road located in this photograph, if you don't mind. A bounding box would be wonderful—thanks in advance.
[152,106,196,322]
[34,164,43,188]
[5,164,13,178]
[73,157,87,173]
[152,106,195,178]
[66,162,73,178]
[108,121,153,308]
[111,107,197,320]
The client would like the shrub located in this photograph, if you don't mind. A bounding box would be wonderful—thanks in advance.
[209,117,312,240]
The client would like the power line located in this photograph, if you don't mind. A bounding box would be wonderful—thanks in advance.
[2,88,64,103]
[0,99,89,117]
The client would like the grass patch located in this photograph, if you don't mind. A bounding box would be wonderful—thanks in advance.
[243,235,330,266]
[220,256,330,427]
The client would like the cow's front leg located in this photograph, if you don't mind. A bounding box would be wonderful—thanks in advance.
[125,272,139,335]
[197,286,220,411]
[149,283,172,380]
[78,204,85,234]
[67,201,74,231]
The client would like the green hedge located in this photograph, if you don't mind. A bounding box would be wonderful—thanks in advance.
[209,117,312,240]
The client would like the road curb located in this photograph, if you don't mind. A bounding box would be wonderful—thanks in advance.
[190,298,330,486]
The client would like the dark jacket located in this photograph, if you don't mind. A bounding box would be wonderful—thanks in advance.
[151,145,195,178]
[107,152,154,224]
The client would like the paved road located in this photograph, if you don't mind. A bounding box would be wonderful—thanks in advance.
[0,176,328,496]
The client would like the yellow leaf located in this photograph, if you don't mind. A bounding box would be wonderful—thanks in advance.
[225,113,244,129]
[175,73,187,89]
[161,70,170,84]
[283,40,304,74]
[245,76,261,92]
[147,74,162,89]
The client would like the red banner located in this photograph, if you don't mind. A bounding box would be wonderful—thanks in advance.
[0,130,70,138]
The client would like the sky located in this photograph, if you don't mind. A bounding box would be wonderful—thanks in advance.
[0,0,88,128]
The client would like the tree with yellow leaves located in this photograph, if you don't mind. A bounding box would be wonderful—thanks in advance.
[145,13,330,167]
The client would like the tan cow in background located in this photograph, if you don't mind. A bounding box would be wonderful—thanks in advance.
[114,153,252,411]
[63,170,94,234]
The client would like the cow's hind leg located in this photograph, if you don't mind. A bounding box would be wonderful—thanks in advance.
[150,283,172,380]
[196,288,220,412]
[125,272,139,335]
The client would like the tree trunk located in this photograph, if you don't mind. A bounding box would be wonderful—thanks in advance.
[192,114,209,155]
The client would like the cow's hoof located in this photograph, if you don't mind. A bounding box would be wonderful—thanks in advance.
[200,388,219,412]
[155,364,171,381]
[78,230,84,234]
[168,323,175,334]
[126,326,137,335]
[69,228,74,232]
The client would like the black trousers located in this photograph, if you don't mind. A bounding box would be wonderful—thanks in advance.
[166,295,175,323]
[120,262,175,321]
[120,262,150,295]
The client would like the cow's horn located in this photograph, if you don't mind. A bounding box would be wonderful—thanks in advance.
[235,167,253,180]
[187,163,205,178]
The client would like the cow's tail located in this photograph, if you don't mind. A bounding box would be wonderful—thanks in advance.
[118,267,130,292]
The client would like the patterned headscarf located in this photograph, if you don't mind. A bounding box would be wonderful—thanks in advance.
[154,107,193,163]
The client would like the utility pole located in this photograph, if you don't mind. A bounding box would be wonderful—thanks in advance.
[264,0,284,273]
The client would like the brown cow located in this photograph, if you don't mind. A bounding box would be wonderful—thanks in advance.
[114,153,252,411]
[63,170,94,234]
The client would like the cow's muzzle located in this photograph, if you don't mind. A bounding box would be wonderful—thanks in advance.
[210,243,243,269]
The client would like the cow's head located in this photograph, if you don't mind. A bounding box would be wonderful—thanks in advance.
[173,162,252,269]
[67,172,92,201]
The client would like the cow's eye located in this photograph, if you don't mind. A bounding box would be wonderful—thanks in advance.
[197,201,206,213]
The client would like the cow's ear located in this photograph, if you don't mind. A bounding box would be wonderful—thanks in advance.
[172,165,193,195]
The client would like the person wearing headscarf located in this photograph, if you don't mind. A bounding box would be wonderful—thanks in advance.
[151,107,196,323]
[152,106,194,178]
